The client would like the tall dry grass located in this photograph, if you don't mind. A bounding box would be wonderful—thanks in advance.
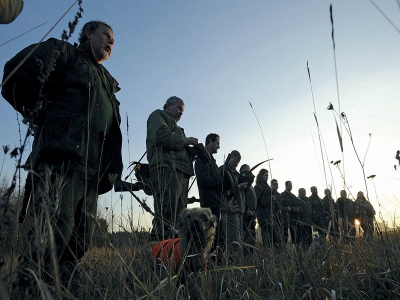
[1,2,400,300]
[2,209,400,299]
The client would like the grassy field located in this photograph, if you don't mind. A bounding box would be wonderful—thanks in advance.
[1,200,400,300]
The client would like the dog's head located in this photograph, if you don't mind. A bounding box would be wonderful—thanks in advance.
[177,207,217,258]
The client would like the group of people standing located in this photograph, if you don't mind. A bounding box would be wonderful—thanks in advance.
[1,19,378,295]
[145,96,377,256]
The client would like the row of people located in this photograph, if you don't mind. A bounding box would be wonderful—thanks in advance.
[146,97,373,255]
[145,97,377,253]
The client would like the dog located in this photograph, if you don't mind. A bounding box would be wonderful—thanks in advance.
[152,207,217,274]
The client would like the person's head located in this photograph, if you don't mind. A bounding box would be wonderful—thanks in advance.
[79,21,114,63]
[340,190,347,198]
[311,186,318,195]
[239,164,255,185]
[205,133,220,154]
[256,169,269,184]
[163,96,184,122]
[285,181,292,192]
[298,188,306,198]
[271,179,278,191]
[324,189,331,197]
[239,164,250,173]
[227,150,241,169]
[357,191,365,199]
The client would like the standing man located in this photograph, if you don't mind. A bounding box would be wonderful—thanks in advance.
[336,190,355,237]
[322,188,339,240]
[195,133,223,248]
[354,191,375,241]
[280,181,301,245]
[239,164,257,256]
[3,21,123,290]
[297,188,313,249]
[308,186,328,240]
[220,150,247,256]
[146,96,198,241]
[254,171,281,250]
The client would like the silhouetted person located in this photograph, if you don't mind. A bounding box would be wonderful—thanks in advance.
[354,191,375,241]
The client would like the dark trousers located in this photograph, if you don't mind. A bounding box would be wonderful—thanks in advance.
[299,224,313,249]
[207,206,223,252]
[261,225,281,249]
[290,223,300,245]
[149,169,190,241]
[19,169,98,285]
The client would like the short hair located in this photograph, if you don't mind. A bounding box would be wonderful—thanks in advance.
[256,168,268,184]
[239,164,250,173]
[285,181,292,186]
[78,20,112,43]
[271,179,278,184]
[230,150,241,160]
[163,96,184,110]
[205,133,219,145]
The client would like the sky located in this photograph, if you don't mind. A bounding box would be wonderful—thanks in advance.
[1,1,399,231]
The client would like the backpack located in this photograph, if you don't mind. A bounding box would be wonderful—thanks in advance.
[133,162,153,196]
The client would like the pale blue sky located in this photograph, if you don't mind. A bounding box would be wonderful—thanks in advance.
[1,1,399,229]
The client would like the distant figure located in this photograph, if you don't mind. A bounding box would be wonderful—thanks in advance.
[0,0,24,24]
[280,181,301,245]
[322,188,339,240]
[354,191,375,241]
[239,164,257,256]
[195,133,223,249]
[146,96,198,241]
[219,150,247,256]
[297,188,313,249]
[254,170,281,249]
[308,186,328,241]
[336,190,355,237]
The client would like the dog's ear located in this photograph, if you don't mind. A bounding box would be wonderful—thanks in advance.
[202,208,217,227]
[210,213,217,227]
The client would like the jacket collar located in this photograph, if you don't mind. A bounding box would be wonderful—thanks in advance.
[77,41,98,64]
[77,41,121,93]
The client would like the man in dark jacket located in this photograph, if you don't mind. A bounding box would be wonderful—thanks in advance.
[354,191,375,241]
[297,188,313,248]
[3,21,123,291]
[255,172,281,249]
[239,164,257,256]
[280,181,301,245]
[195,133,223,248]
[219,150,247,255]
[308,186,328,241]
[322,188,339,240]
[146,96,198,241]
[336,190,355,237]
